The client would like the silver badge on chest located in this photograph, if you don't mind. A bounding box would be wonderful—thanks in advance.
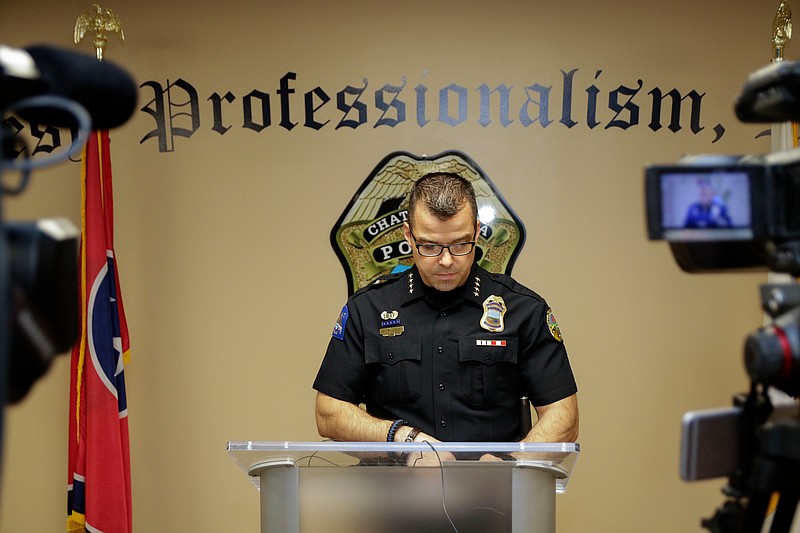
[480,295,506,333]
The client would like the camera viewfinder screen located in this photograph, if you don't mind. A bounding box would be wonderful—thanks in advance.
[659,171,753,241]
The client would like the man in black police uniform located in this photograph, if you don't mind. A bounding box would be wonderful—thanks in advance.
[313,172,578,450]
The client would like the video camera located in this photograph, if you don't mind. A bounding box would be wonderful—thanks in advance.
[646,59,800,277]
[0,43,136,406]
[646,152,800,275]
[646,60,800,533]
[646,150,800,273]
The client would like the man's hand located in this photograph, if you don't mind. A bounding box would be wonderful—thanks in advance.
[396,427,457,466]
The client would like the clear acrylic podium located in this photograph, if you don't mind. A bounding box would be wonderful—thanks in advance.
[227,441,579,533]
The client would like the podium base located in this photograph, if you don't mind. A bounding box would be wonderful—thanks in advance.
[252,461,557,533]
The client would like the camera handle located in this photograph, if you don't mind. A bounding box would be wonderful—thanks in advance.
[738,412,800,533]
[702,383,800,533]
[701,385,773,533]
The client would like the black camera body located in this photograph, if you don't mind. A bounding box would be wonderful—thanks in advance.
[645,59,800,276]
[645,151,800,274]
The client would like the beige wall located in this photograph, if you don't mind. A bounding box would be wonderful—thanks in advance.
[0,1,785,531]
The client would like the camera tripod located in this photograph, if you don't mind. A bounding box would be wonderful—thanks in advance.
[702,278,800,533]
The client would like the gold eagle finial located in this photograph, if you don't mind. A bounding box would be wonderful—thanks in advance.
[74,3,124,61]
[773,0,793,60]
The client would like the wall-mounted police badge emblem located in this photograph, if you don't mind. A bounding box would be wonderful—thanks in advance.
[330,151,526,295]
[480,295,507,333]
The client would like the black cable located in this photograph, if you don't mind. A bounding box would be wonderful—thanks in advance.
[293,441,462,531]
[295,453,342,467]
[421,440,459,533]
[0,95,91,178]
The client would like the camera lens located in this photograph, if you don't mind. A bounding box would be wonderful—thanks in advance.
[744,325,800,396]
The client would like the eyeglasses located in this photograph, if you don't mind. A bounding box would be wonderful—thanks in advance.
[408,227,476,257]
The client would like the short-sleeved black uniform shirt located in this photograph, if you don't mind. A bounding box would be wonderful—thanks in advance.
[313,264,577,442]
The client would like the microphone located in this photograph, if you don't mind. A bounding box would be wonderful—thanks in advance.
[0,43,137,130]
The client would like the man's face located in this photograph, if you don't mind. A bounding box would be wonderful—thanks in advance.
[699,184,714,206]
[403,204,479,292]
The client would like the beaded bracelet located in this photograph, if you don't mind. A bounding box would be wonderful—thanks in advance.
[387,419,408,442]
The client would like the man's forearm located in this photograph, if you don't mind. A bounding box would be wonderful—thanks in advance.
[315,392,396,441]
[315,392,435,443]
[523,393,579,443]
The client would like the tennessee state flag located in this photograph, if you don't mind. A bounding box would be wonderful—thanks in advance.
[67,130,132,533]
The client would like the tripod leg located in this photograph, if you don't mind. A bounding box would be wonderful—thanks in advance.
[741,492,772,533]
[769,490,799,533]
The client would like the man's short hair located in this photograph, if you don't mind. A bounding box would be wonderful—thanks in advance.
[408,172,478,224]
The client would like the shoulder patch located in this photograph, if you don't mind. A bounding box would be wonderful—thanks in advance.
[545,307,563,342]
[332,305,349,340]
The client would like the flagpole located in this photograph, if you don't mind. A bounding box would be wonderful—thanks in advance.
[770,1,796,154]
[768,3,797,290]
[69,6,131,533]
[763,3,799,525]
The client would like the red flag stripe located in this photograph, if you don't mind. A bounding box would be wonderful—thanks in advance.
[67,130,132,533]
